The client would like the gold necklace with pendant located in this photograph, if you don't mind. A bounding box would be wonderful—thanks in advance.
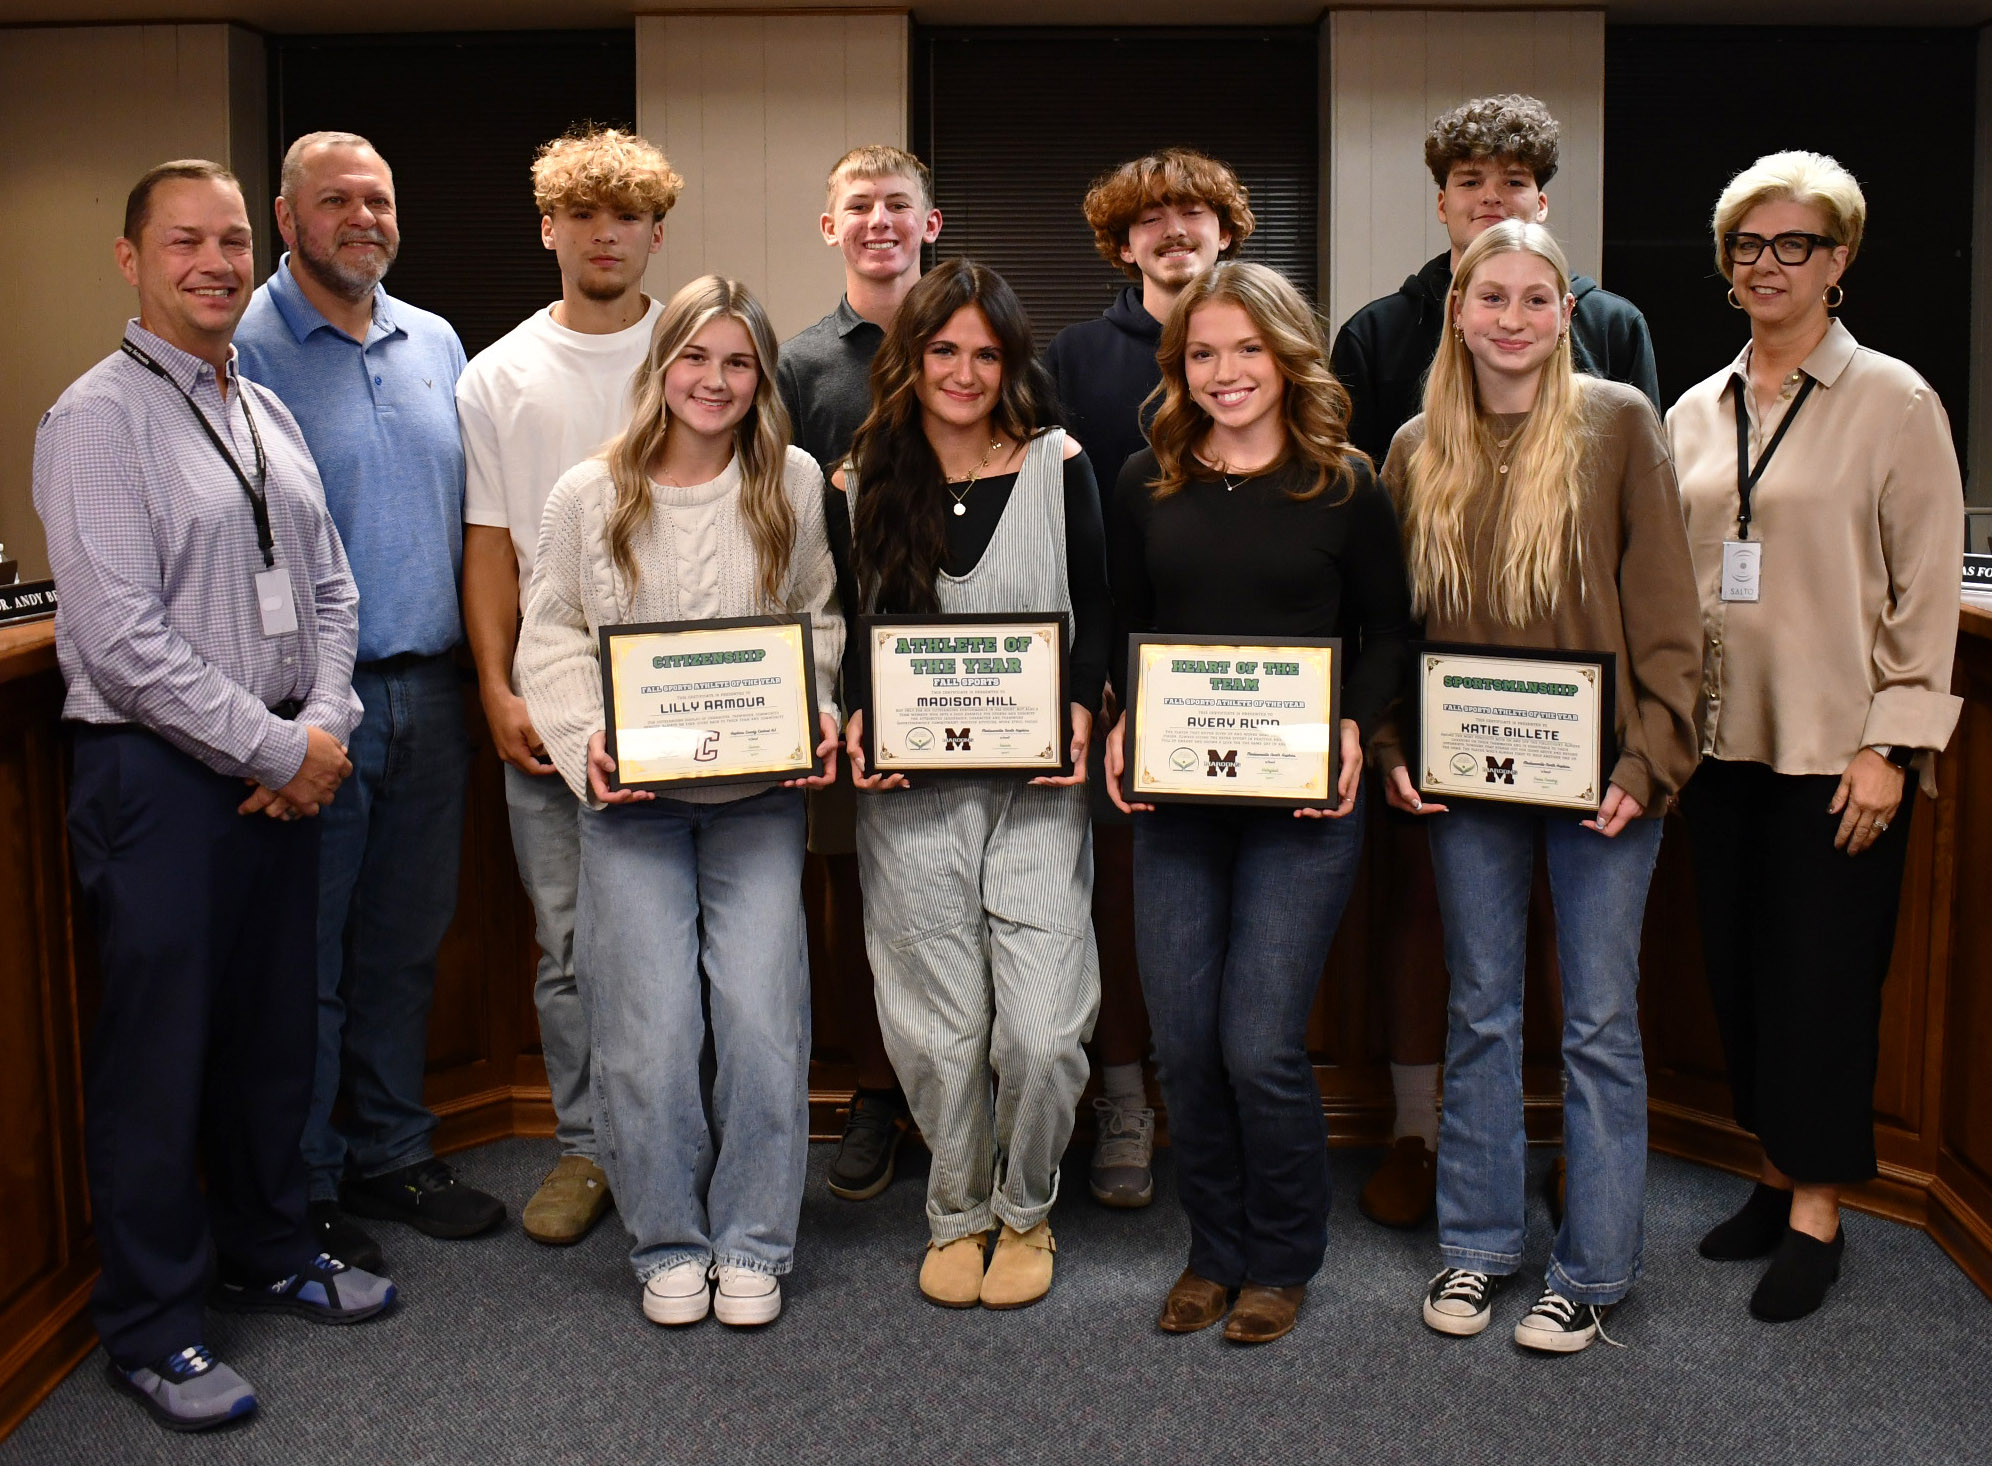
[946,437,1003,516]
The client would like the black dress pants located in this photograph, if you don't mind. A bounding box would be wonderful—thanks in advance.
[1678,756,1914,1184]
[68,724,320,1367]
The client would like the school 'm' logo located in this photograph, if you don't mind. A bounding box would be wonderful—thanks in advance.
[1484,755,1515,785]
[1207,749,1238,778]
[946,727,972,752]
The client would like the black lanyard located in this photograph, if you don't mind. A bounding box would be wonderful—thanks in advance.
[1729,371,1816,542]
[121,338,276,568]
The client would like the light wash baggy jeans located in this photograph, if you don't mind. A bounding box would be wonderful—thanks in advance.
[1426,804,1664,1306]
[575,787,811,1280]
[503,763,594,1158]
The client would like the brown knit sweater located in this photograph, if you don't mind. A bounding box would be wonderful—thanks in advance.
[1373,378,1703,814]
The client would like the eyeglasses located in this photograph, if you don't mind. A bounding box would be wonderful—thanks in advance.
[1723,231,1840,265]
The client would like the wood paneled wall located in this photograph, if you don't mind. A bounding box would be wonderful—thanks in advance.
[10,604,1992,1436]
[635,12,910,342]
[1324,9,1606,334]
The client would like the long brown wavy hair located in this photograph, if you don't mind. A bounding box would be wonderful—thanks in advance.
[599,275,795,612]
[848,258,1061,614]
[1146,260,1364,502]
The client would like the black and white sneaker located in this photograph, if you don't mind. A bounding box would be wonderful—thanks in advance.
[1422,1267,1508,1336]
[1513,1286,1622,1353]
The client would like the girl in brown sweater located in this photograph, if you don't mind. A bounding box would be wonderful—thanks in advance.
[1376,220,1701,1353]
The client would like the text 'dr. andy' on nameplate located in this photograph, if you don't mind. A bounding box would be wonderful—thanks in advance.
[1122,635,1341,808]
[863,612,1070,776]
[599,615,821,792]
[1415,643,1616,814]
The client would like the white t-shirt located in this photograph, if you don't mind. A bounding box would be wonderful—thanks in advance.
[458,296,664,611]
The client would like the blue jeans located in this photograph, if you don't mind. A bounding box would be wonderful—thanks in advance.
[1426,805,1664,1304]
[306,653,468,1199]
[1132,793,1366,1287]
[504,763,593,1157]
[576,788,811,1280]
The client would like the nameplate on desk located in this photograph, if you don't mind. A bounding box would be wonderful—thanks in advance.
[1962,553,1992,592]
[0,580,56,626]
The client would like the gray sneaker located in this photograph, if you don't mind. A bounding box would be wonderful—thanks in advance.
[1090,1095,1155,1208]
[109,1345,256,1433]
[212,1252,397,1325]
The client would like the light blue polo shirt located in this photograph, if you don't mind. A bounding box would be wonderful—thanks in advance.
[236,254,467,662]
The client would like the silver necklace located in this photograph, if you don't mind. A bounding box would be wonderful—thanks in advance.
[945,437,1002,517]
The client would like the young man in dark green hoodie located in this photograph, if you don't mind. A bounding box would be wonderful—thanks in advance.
[1330,94,1658,1231]
[1045,148,1256,1210]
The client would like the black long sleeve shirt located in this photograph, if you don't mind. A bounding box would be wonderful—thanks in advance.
[1107,448,1411,739]
[844,451,1112,720]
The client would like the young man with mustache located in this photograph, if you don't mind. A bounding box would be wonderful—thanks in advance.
[457,127,684,1246]
[1042,147,1256,1209]
[236,130,501,1273]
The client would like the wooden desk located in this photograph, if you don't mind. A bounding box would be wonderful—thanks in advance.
[5,608,1991,1437]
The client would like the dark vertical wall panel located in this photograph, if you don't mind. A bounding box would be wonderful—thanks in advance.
[916,28,1319,340]
[1604,25,1974,458]
[271,30,637,358]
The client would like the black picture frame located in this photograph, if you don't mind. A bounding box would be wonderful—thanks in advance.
[1119,632,1343,810]
[861,611,1072,778]
[599,613,821,793]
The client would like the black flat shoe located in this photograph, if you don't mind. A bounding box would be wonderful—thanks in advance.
[1750,1226,1844,1322]
[1698,1182,1792,1261]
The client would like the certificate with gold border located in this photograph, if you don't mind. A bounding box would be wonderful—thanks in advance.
[1121,635,1341,808]
[862,612,1070,776]
[599,615,820,791]
[1414,643,1616,814]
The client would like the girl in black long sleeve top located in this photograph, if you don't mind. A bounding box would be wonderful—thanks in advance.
[1103,261,1410,1345]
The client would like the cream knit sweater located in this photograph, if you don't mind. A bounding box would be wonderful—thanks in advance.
[517,444,843,807]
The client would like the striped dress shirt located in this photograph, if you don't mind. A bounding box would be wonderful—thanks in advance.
[32,320,362,789]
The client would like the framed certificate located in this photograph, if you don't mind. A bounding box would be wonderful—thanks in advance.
[1120,635,1341,808]
[1413,643,1617,814]
[862,612,1070,776]
[599,615,821,792]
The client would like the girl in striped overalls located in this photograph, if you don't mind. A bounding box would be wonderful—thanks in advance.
[841,259,1112,1310]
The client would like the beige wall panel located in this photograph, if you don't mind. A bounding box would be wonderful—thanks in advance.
[637,12,908,341]
[1972,24,1992,506]
[1326,9,1605,334]
[0,24,262,581]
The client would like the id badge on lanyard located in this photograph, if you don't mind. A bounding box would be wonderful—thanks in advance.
[1723,372,1816,604]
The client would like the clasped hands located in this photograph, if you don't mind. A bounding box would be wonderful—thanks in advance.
[239,724,352,821]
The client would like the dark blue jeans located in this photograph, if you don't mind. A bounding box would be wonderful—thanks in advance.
[69,725,319,1366]
[1132,792,1366,1287]
[305,653,469,1199]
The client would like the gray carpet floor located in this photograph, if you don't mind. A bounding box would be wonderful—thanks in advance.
[6,1138,1988,1465]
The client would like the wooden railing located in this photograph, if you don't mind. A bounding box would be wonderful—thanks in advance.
[5,608,1990,1437]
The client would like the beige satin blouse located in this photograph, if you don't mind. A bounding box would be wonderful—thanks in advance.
[1666,321,1963,794]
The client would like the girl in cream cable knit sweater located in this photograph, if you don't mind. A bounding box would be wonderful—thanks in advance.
[516,276,842,1330]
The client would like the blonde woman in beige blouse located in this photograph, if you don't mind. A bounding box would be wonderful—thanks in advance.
[1667,151,1962,1325]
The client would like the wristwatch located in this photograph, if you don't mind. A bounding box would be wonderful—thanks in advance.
[1881,745,1919,770]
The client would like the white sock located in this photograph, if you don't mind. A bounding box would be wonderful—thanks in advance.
[1101,1063,1146,1107]
[1390,1062,1440,1149]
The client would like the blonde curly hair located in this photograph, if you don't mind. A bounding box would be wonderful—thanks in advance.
[532,126,683,219]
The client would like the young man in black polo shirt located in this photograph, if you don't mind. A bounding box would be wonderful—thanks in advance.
[1044,147,1256,1209]
[1329,93,1659,1230]
[776,144,942,1202]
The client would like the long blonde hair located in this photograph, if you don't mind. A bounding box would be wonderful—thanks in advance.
[1403,220,1589,627]
[601,275,795,610]
[1147,261,1364,502]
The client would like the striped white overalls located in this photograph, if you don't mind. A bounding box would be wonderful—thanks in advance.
[854,429,1101,1242]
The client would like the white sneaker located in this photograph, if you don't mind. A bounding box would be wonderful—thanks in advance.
[641,1260,710,1326]
[712,1265,782,1327]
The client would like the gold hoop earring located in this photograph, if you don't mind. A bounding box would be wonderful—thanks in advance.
[1725,288,1746,311]
[1824,283,1845,309]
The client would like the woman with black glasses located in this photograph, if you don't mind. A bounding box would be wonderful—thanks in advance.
[1667,151,1963,1323]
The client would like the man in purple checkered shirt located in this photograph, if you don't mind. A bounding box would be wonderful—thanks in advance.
[32,159,397,1435]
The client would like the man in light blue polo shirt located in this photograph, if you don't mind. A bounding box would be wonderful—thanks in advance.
[237,130,503,1272]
